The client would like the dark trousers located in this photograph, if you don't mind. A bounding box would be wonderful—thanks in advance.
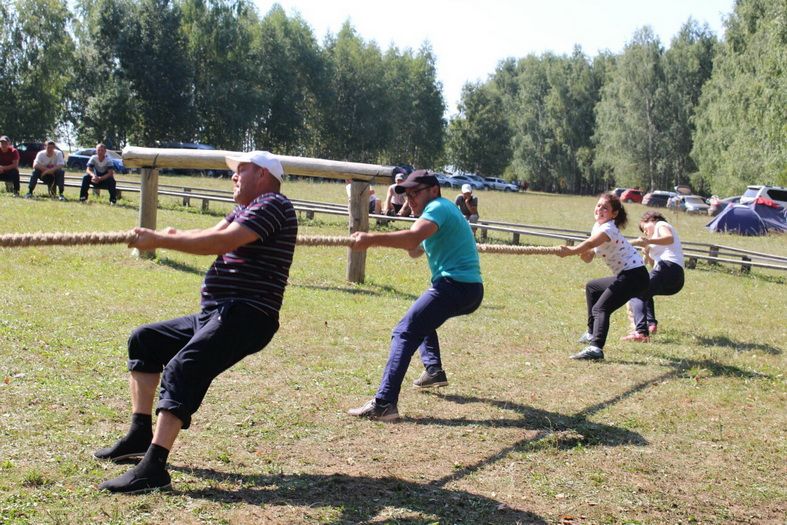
[29,169,65,195]
[630,261,685,335]
[80,173,118,202]
[376,278,484,404]
[126,302,278,429]
[585,266,649,349]
[0,168,20,193]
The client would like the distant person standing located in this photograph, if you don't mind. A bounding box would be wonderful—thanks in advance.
[80,143,118,204]
[455,184,479,224]
[26,140,65,200]
[0,135,20,196]
[383,172,411,216]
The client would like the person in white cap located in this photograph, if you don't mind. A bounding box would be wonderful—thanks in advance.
[455,183,479,227]
[383,170,411,216]
[96,151,298,494]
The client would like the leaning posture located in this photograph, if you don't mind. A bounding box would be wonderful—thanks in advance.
[96,151,297,493]
[624,211,685,341]
[556,193,648,360]
[348,170,483,420]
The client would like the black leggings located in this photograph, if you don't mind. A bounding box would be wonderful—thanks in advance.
[630,261,685,335]
[585,266,650,349]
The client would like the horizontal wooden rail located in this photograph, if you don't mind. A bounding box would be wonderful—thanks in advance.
[122,146,396,184]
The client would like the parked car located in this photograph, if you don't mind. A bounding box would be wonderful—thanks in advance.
[677,195,711,214]
[620,188,644,203]
[484,177,519,192]
[447,174,484,190]
[15,142,63,167]
[739,185,787,208]
[642,190,676,208]
[612,187,626,197]
[66,148,128,174]
[708,195,741,216]
[434,172,453,187]
[463,173,490,189]
[156,142,231,177]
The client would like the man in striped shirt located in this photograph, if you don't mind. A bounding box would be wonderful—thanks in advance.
[96,151,297,494]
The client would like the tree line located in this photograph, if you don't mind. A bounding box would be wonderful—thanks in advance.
[0,0,783,196]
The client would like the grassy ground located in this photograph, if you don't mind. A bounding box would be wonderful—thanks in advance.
[0,179,784,524]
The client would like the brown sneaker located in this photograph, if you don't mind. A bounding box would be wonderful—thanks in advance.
[413,369,448,388]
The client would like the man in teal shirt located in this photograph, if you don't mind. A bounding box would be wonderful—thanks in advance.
[348,170,484,421]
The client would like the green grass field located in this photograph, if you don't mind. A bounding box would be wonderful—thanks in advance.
[0,178,784,524]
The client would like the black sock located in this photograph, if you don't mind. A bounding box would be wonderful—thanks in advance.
[136,444,169,474]
[426,365,442,375]
[128,413,153,440]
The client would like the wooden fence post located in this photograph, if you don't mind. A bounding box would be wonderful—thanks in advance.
[741,256,751,274]
[182,187,191,206]
[709,245,719,265]
[133,168,159,259]
[347,180,369,283]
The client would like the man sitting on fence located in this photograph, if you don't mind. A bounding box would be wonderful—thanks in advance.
[0,136,20,196]
[80,143,118,204]
[26,140,65,200]
[94,151,297,494]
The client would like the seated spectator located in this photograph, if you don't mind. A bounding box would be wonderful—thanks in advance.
[455,184,479,224]
[345,179,381,214]
[26,140,65,200]
[383,172,412,216]
[0,135,20,196]
[80,143,118,204]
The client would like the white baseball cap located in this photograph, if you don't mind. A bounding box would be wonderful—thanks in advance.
[395,173,405,182]
[461,183,472,193]
[225,151,284,182]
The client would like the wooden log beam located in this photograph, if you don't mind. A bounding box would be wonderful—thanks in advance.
[122,146,396,184]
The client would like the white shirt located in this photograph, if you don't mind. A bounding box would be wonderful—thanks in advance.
[648,221,684,267]
[33,149,64,170]
[88,154,114,175]
[592,221,644,274]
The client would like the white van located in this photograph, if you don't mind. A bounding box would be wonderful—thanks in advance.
[739,185,787,208]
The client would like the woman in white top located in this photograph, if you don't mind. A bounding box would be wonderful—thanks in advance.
[624,211,685,342]
[556,193,649,360]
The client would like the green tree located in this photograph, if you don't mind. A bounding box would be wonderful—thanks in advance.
[181,0,261,150]
[692,0,787,195]
[250,4,323,155]
[0,0,74,141]
[594,27,666,191]
[660,19,717,192]
[447,81,511,176]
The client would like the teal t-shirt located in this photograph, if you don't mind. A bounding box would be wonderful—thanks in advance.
[419,196,482,283]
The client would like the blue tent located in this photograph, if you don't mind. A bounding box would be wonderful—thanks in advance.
[706,204,768,236]
[747,198,787,233]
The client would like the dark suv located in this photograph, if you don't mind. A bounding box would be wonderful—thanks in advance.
[15,142,63,167]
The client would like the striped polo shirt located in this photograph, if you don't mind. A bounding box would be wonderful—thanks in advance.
[201,192,298,321]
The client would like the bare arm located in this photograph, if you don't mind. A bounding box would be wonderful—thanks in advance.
[557,230,610,263]
[129,219,253,255]
[351,218,438,252]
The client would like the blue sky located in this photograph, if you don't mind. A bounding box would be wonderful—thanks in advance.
[254,0,734,115]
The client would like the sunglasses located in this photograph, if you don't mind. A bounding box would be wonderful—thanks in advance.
[405,186,431,200]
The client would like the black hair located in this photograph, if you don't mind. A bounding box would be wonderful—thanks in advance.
[599,192,628,229]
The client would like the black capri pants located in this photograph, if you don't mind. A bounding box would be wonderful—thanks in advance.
[127,301,278,429]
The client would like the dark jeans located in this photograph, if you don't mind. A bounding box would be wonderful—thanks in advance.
[630,261,685,335]
[585,266,649,349]
[126,301,278,429]
[0,168,20,193]
[29,169,65,195]
[376,278,484,404]
[80,173,118,202]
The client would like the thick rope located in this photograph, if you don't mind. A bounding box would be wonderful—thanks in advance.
[0,231,563,255]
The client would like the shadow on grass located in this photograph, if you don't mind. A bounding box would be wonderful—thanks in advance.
[177,468,546,524]
[293,282,420,301]
[156,257,205,276]
[694,335,782,355]
[615,355,773,380]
